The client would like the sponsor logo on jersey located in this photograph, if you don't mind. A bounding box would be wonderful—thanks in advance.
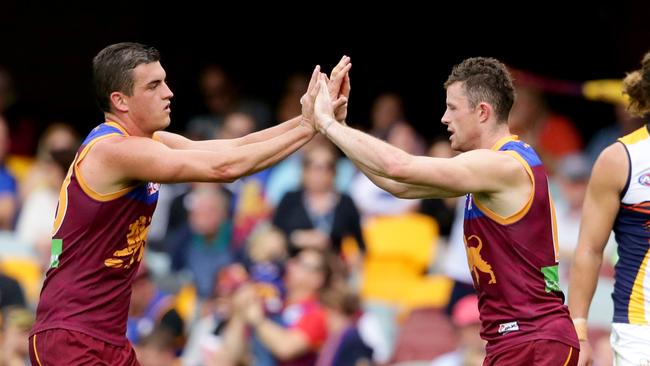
[498,321,519,334]
[147,182,161,195]
[639,173,650,187]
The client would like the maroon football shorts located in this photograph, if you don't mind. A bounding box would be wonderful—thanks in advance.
[483,339,578,366]
[30,328,139,366]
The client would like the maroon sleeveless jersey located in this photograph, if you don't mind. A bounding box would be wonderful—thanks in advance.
[31,122,160,346]
[463,136,578,354]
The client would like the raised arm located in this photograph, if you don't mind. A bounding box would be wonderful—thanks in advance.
[155,56,352,152]
[568,143,626,364]
[325,55,352,122]
[154,116,304,151]
[81,68,323,192]
[94,124,315,185]
[313,79,524,199]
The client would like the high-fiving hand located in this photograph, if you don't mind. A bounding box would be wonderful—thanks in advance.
[326,55,351,122]
[314,77,337,135]
[300,65,322,133]
[302,56,352,135]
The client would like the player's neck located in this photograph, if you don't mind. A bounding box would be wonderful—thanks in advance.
[480,123,512,150]
[104,113,152,138]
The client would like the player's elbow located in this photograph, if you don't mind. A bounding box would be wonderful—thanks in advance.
[209,162,241,183]
[384,155,411,182]
[392,187,413,199]
[574,241,605,262]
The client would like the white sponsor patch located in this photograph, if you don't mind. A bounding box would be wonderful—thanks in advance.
[498,321,519,334]
[147,182,161,195]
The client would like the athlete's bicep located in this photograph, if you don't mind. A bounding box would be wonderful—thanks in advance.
[153,131,193,149]
[397,150,520,195]
[154,131,239,152]
[96,136,234,184]
[578,144,627,253]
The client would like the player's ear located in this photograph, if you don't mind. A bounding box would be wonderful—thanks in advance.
[477,102,492,123]
[110,91,129,113]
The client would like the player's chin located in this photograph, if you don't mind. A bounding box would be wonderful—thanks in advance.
[159,116,172,129]
[450,139,464,152]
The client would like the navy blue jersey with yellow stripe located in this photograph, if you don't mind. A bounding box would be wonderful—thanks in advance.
[613,124,650,325]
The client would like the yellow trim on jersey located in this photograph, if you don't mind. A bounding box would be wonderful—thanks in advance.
[619,125,649,145]
[473,150,535,225]
[490,135,520,151]
[74,133,136,202]
[562,347,573,366]
[549,191,560,262]
[32,334,43,366]
[52,160,75,235]
[104,121,130,136]
[628,248,650,325]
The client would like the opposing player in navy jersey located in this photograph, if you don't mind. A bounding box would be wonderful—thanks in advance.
[569,50,650,366]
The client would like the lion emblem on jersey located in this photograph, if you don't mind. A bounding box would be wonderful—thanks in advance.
[464,234,497,285]
[104,216,151,269]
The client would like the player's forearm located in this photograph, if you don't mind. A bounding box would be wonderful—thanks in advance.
[233,124,314,178]
[568,245,604,320]
[158,117,302,152]
[235,116,302,146]
[324,120,408,180]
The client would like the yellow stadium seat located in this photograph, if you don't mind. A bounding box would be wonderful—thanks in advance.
[174,283,197,323]
[0,257,43,305]
[361,213,450,309]
[6,155,35,184]
[341,235,361,265]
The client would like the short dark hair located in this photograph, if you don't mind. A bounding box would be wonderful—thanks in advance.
[444,57,515,122]
[92,42,160,113]
[623,50,650,118]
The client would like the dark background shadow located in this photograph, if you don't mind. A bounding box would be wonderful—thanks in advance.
[1,2,648,142]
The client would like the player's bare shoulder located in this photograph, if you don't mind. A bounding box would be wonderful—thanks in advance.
[495,149,532,186]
